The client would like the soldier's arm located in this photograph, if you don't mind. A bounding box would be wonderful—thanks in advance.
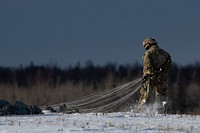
[143,51,155,75]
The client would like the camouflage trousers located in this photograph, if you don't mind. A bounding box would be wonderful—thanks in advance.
[138,74,168,111]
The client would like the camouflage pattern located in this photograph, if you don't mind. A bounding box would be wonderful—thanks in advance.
[139,44,172,109]
[143,37,157,47]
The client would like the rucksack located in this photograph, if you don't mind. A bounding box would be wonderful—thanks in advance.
[157,48,172,73]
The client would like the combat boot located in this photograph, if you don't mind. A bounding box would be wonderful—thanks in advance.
[155,95,167,113]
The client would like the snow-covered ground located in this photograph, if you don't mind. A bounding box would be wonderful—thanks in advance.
[0,111,200,133]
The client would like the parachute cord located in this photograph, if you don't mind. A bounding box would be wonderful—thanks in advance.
[41,78,143,113]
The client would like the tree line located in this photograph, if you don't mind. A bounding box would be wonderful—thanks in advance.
[0,62,200,114]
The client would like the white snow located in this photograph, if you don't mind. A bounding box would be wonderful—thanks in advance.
[0,111,200,133]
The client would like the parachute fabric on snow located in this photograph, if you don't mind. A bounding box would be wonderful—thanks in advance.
[43,78,143,113]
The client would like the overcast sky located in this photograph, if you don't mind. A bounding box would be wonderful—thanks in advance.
[0,0,200,68]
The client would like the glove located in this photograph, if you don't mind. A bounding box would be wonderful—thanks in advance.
[142,74,151,83]
[142,74,148,83]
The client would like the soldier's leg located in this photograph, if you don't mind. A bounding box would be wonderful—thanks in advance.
[155,82,168,113]
[138,82,149,111]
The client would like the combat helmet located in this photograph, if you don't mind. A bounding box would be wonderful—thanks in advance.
[143,37,157,49]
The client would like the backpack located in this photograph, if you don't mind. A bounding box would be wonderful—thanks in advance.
[157,48,172,73]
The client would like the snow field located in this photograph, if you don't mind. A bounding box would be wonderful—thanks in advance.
[0,112,200,133]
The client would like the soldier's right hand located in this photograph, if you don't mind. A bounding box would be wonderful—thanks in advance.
[142,74,153,83]
[142,74,149,83]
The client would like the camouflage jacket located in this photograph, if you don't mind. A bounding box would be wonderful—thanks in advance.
[143,45,171,76]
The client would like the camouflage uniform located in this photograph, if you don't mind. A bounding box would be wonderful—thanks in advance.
[139,38,172,111]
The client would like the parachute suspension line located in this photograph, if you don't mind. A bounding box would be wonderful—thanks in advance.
[69,78,141,108]
[81,79,142,112]
[47,79,135,108]
[43,78,143,113]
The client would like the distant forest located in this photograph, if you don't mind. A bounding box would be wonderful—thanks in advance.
[0,61,200,114]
